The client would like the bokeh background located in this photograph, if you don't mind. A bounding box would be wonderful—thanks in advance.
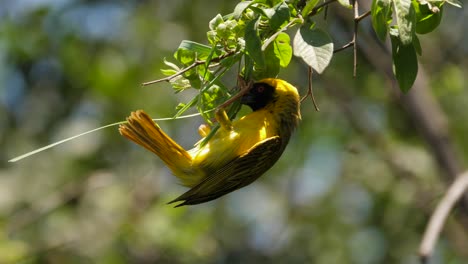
[1,0,467,263]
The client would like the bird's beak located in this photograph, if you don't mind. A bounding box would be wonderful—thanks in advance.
[240,91,255,105]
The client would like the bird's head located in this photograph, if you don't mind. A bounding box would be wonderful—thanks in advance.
[241,78,300,112]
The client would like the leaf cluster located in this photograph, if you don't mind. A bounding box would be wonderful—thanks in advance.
[157,0,462,122]
[371,0,462,92]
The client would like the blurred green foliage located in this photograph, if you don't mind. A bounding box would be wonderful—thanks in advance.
[1,0,468,263]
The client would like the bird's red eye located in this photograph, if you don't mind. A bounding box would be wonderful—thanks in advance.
[257,86,265,93]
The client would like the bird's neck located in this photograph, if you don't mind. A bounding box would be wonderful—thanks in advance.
[265,99,300,142]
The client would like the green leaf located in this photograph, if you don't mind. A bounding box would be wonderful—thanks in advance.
[244,17,265,69]
[233,1,253,19]
[209,14,224,31]
[174,48,195,65]
[176,103,186,111]
[337,0,353,9]
[266,0,284,6]
[160,68,177,76]
[371,0,392,41]
[163,58,180,71]
[412,33,422,55]
[207,30,218,45]
[171,76,192,93]
[263,43,281,78]
[199,84,229,123]
[273,32,292,67]
[243,54,254,80]
[393,0,416,45]
[390,28,418,92]
[414,2,443,34]
[268,2,290,31]
[293,25,334,74]
[301,0,320,17]
[445,0,462,8]
[249,6,268,17]
[177,40,213,59]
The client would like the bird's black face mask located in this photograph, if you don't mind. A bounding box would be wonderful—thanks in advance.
[241,82,275,111]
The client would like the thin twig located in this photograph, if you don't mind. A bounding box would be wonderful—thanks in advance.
[142,51,236,86]
[333,2,372,76]
[142,60,203,86]
[356,10,371,22]
[419,171,468,263]
[334,41,354,53]
[352,0,359,77]
[301,67,320,111]
[332,10,370,54]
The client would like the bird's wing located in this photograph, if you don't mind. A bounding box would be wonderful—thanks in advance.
[169,136,283,207]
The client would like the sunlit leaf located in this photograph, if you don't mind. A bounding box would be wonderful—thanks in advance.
[163,58,181,70]
[337,0,353,9]
[170,76,192,92]
[393,0,416,45]
[301,0,320,17]
[233,1,253,19]
[445,0,462,8]
[174,48,195,65]
[273,32,292,67]
[160,68,177,76]
[209,14,224,30]
[199,84,229,123]
[178,40,213,59]
[293,25,333,74]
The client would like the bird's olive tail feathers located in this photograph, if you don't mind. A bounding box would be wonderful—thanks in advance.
[119,110,192,175]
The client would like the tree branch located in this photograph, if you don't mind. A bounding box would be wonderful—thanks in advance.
[419,171,468,263]
[331,5,371,69]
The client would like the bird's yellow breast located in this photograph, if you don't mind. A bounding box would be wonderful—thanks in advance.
[187,109,278,185]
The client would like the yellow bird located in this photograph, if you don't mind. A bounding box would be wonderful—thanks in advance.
[119,78,300,206]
